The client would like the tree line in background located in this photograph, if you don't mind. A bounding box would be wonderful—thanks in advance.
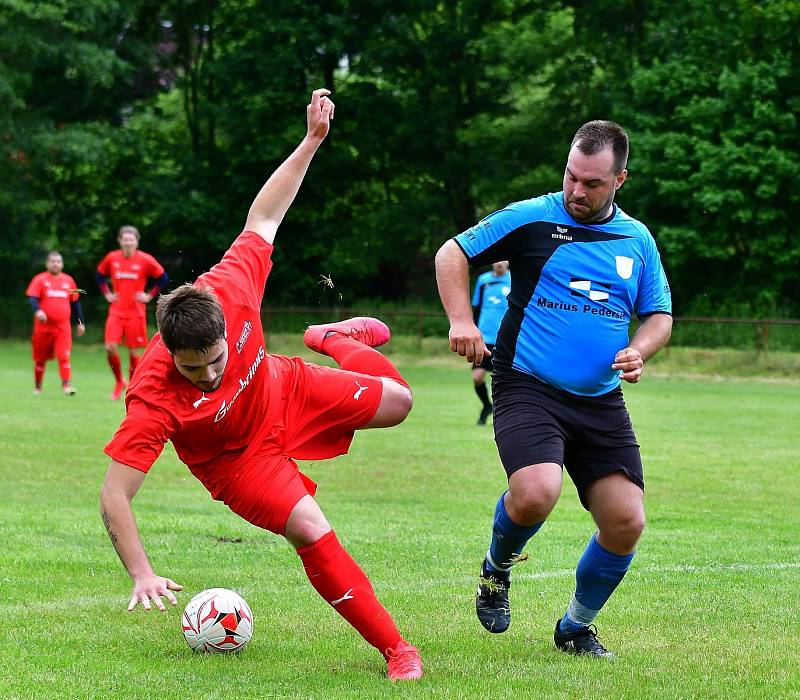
[2,0,798,335]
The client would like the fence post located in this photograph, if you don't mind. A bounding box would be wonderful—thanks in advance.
[754,320,770,355]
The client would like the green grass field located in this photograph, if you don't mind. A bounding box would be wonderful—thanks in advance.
[1,339,798,699]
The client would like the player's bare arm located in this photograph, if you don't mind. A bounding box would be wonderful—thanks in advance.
[244,88,335,245]
[100,459,183,611]
[612,312,673,383]
[435,239,489,364]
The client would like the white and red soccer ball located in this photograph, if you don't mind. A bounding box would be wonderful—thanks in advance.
[182,588,253,653]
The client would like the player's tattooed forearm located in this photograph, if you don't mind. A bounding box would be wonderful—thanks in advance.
[102,510,118,545]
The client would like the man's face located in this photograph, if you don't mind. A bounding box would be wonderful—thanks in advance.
[172,338,229,392]
[119,232,139,257]
[493,260,509,276]
[45,254,63,274]
[562,144,626,223]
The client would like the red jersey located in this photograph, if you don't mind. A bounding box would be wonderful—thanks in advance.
[104,232,281,497]
[97,249,164,318]
[26,272,79,325]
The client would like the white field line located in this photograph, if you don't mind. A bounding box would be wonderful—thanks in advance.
[2,562,797,612]
[378,560,800,591]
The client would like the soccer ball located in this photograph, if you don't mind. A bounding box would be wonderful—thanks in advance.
[182,588,254,653]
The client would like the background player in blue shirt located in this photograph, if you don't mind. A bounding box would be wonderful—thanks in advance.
[435,120,672,657]
[471,261,510,425]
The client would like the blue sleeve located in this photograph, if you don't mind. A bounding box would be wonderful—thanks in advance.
[635,234,672,316]
[70,300,85,324]
[149,271,169,292]
[28,296,40,312]
[454,198,549,268]
[95,270,108,288]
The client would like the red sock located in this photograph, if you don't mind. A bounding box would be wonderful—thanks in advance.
[107,351,122,383]
[297,530,402,657]
[129,354,140,380]
[321,335,409,389]
[34,364,45,388]
[58,358,71,383]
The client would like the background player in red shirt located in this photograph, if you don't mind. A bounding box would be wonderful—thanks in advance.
[99,90,423,681]
[96,225,169,400]
[26,251,86,395]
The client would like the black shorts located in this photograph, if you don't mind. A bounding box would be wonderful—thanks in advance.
[492,369,643,510]
[472,344,496,372]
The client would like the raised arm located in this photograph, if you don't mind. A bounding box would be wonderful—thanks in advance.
[435,239,489,364]
[100,459,182,611]
[244,88,335,244]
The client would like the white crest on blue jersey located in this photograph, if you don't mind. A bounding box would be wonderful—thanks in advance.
[615,256,634,280]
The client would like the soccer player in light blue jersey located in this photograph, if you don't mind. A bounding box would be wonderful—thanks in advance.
[471,261,510,425]
[436,120,672,657]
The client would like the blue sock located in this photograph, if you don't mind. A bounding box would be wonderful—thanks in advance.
[559,533,635,633]
[485,491,543,573]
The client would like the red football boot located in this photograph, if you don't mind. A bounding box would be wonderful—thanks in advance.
[385,641,423,682]
[303,316,391,355]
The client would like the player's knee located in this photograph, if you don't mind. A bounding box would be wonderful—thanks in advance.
[508,484,559,523]
[105,343,118,353]
[285,517,331,549]
[606,511,645,551]
[379,380,413,426]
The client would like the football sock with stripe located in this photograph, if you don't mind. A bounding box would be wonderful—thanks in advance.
[321,334,409,389]
[297,530,403,658]
[559,533,635,633]
[485,491,543,573]
[107,351,123,383]
[475,382,491,410]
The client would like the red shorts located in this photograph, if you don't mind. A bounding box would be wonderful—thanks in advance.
[105,314,148,348]
[216,356,384,534]
[31,323,71,363]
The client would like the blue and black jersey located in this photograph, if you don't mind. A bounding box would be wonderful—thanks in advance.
[472,270,511,345]
[455,192,671,396]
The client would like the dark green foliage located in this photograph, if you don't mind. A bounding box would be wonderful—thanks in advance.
[2,0,799,337]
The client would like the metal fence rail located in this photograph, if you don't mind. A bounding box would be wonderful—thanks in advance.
[261,307,800,353]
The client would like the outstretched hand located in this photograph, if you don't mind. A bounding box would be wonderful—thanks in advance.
[306,88,334,143]
[128,573,183,612]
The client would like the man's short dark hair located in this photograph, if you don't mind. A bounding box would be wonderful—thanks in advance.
[156,284,226,354]
[571,120,629,173]
[118,225,140,241]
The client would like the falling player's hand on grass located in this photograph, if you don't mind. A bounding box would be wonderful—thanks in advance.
[612,346,644,383]
[449,320,491,365]
[128,573,183,612]
[306,88,334,143]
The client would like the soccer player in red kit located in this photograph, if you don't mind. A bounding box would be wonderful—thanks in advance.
[96,225,169,400]
[26,251,86,395]
[99,90,423,681]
